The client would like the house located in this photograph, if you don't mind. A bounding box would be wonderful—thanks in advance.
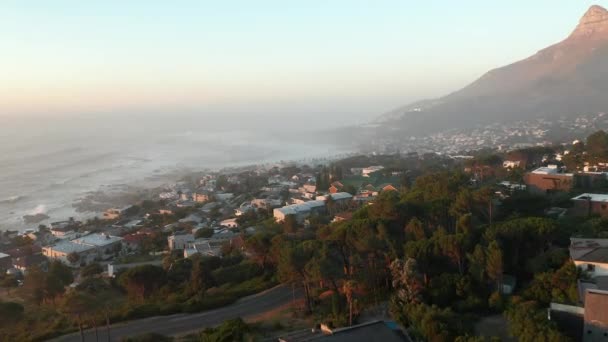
[167,233,195,250]
[571,194,608,218]
[332,212,354,223]
[103,208,122,220]
[0,252,11,271]
[235,203,254,216]
[315,192,354,210]
[50,225,75,237]
[379,184,398,192]
[43,233,123,266]
[362,166,384,177]
[583,289,608,341]
[122,233,148,251]
[503,160,522,169]
[220,218,239,228]
[13,254,48,274]
[179,213,204,224]
[329,181,344,194]
[192,191,211,203]
[303,183,317,194]
[273,200,326,223]
[571,238,608,278]
[251,198,282,210]
[215,193,234,202]
[524,167,574,194]
[158,209,174,215]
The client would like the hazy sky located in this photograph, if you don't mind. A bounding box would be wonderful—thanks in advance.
[1,1,603,122]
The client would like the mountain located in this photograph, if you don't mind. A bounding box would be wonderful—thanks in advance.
[377,5,608,135]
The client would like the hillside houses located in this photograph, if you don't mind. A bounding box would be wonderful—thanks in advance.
[43,233,123,266]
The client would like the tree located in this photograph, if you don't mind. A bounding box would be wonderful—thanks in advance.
[49,260,74,285]
[81,263,103,278]
[67,252,81,265]
[0,301,24,327]
[405,218,426,241]
[245,232,274,269]
[0,276,18,295]
[23,265,46,305]
[505,298,569,342]
[486,241,503,292]
[439,234,466,274]
[586,130,608,161]
[390,258,423,305]
[118,265,166,302]
[60,291,96,342]
[282,215,297,234]
[189,257,214,295]
[342,280,357,326]
[195,228,214,239]
[467,245,486,284]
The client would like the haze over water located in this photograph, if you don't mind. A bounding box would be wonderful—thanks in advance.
[0,114,350,231]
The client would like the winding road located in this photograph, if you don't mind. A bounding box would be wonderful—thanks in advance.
[51,285,299,342]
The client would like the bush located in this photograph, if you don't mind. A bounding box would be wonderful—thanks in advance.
[488,291,505,312]
[212,262,263,286]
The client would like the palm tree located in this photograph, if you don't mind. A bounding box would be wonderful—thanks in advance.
[342,280,357,326]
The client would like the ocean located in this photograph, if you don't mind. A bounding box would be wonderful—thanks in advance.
[0,114,351,231]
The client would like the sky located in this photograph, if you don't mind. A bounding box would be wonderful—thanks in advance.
[0,0,604,123]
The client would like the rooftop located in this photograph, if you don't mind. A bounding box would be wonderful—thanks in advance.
[531,167,572,176]
[72,234,123,247]
[572,193,608,202]
[48,241,95,254]
[277,200,326,216]
[576,247,608,263]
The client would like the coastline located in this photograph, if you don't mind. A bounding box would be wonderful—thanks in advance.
[0,148,356,232]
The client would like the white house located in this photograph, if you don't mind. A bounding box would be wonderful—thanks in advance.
[362,166,384,177]
[220,218,239,228]
[43,233,123,266]
[273,200,326,223]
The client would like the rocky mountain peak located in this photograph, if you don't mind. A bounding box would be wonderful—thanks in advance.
[570,5,608,38]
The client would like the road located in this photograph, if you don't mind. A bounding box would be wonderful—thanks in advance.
[51,285,299,342]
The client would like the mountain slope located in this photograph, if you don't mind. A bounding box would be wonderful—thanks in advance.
[379,5,608,135]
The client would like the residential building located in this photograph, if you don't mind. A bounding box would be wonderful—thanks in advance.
[315,192,354,209]
[274,200,326,223]
[583,289,608,341]
[103,208,124,220]
[524,167,574,194]
[50,225,75,237]
[0,252,11,271]
[220,218,239,228]
[328,181,344,194]
[122,233,148,251]
[362,166,385,177]
[571,194,608,218]
[571,238,608,277]
[43,233,123,266]
[13,254,48,274]
[303,183,317,194]
[167,233,195,250]
[192,191,211,203]
[215,193,234,201]
[503,160,522,169]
